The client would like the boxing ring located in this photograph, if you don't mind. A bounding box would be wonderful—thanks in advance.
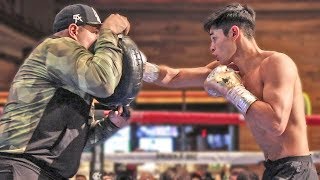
[1,93,319,177]
[1,92,320,165]
[1,106,317,164]
[102,110,320,125]
[82,151,320,165]
[83,110,320,180]
[90,110,320,165]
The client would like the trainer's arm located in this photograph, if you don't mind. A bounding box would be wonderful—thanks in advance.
[84,116,120,148]
[144,61,220,88]
[245,54,296,136]
[46,29,123,98]
[84,107,130,148]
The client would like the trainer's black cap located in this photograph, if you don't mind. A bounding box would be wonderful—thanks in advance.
[53,4,102,33]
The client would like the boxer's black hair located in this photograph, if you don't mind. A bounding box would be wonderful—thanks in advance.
[204,3,256,39]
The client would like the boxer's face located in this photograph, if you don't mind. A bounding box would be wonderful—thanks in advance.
[209,27,237,65]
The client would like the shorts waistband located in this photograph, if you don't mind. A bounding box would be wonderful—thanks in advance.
[264,154,313,167]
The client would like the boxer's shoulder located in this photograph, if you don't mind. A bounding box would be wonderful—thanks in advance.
[261,51,291,63]
[260,52,292,69]
[260,52,297,81]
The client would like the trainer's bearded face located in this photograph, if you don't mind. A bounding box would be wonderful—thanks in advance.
[209,27,236,65]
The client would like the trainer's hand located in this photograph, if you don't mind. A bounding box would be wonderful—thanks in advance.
[102,14,130,35]
[108,106,130,128]
[204,65,257,114]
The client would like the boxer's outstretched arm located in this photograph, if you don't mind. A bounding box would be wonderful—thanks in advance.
[245,53,297,136]
[144,60,220,88]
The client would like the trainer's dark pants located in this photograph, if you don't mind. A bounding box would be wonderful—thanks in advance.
[263,155,318,180]
[0,154,67,180]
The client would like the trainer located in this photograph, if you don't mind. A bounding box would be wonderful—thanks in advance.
[0,4,131,180]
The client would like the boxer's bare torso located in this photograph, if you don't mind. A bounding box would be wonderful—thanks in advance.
[147,52,309,161]
[241,51,309,161]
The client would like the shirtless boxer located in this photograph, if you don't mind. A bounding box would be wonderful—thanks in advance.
[143,3,318,179]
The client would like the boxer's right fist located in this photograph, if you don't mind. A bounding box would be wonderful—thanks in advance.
[102,14,130,35]
[137,50,160,83]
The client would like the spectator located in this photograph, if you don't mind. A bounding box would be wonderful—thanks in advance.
[75,174,87,180]
[229,165,248,180]
[190,172,202,180]
[102,171,115,180]
[236,170,259,180]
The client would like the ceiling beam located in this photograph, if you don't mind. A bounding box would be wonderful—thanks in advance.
[0,52,22,65]
[0,11,45,40]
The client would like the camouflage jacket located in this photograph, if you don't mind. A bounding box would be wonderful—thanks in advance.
[0,29,123,178]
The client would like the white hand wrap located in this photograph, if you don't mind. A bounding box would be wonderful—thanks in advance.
[227,86,257,114]
[143,62,159,83]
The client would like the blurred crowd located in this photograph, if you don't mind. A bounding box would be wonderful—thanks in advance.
[74,163,261,180]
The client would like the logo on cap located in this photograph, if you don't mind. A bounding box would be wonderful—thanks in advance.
[73,14,83,24]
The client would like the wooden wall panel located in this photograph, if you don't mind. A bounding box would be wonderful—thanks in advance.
[239,124,260,151]
[1,1,319,113]
[128,13,212,69]
[255,18,320,113]
[0,60,18,91]
[96,2,320,113]
[308,125,320,150]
